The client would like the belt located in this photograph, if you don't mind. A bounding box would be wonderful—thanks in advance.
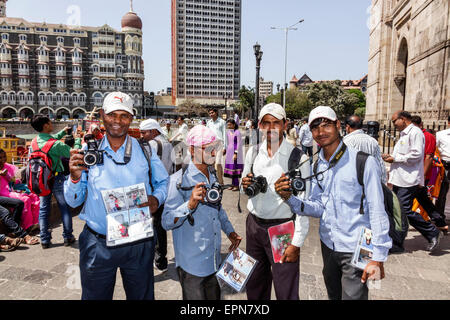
[86,224,106,239]
[251,213,295,225]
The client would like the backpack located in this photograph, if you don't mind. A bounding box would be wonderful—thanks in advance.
[27,137,57,197]
[355,151,408,245]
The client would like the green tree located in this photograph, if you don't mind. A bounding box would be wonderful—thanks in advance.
[176,98,207,117]
[237,85,255,116]
[266,89,312,119]
[305,81,363,119]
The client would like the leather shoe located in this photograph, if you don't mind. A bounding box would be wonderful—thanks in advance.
[427,231,443,252]
[64,237,76,247]
[41,242,51,249]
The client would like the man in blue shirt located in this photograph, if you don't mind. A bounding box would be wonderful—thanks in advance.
[64,92,169,300]
[274,106,392,300]
[162,125,241,300]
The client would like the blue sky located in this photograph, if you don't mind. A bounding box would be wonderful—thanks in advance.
[8,0,371,93]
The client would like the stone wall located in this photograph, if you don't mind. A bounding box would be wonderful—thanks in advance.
[367,0,449,124]
[0,121,72,136]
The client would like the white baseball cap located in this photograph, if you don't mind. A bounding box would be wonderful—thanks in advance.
[308,106,337,126]
[139,118,164,134]
[102,92,134,115]
[258,103,286,122]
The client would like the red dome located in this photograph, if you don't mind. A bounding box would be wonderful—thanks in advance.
[121,11,142,30]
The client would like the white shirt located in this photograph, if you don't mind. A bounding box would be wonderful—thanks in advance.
[343,129,387,184]
[388,124,425,187]
[149,134,174,175]
[436,128,450,161]
[172,123,188,142]
[245,120,252,130]
[298,124,313,147]
[241,138,310,247]
[206,117,227,148]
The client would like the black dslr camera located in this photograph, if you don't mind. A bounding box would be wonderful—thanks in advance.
[245,175,268,198]
[82,136,104,167]
[203,182,224,205]
[288,169,306,195]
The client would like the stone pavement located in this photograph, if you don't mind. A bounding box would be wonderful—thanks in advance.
[0,177,449,300]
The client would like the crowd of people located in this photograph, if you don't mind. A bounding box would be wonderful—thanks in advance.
[0,91,448,302]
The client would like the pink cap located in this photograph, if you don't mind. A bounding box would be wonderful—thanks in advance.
[186,125,217,147]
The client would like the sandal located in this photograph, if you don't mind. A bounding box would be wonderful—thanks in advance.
[23,235,39,245]
[0,244,16,252]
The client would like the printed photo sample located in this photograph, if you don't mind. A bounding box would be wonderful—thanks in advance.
[106,211,130,243]
[124,183,147,209]
[128,207,153,236]
[351,227,374,270]
[102,188,128,214]
[267,221,295,263]
[216,248,257,292]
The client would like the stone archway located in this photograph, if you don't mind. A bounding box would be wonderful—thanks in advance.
[56,108,70,120]
[2,107,17,118]
[393,38,408,113]
[72,108,86,120]
[18,107,34,120]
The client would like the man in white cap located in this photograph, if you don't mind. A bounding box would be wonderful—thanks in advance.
[241,103,310,300]
[65,92,169,300]
[140,118,174,273]
[162,125,241,300]
[274,106,392,300]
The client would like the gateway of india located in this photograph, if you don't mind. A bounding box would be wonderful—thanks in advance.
[366,0,449,125]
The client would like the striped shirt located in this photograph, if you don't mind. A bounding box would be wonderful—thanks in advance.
[343,129,387,184]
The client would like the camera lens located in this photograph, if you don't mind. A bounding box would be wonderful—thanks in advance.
[84,153,97,167]
[207,189,221,204]
[245,185,258,198]
[292,178,305,192]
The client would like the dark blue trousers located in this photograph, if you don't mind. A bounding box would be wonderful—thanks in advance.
[79,224,155,300]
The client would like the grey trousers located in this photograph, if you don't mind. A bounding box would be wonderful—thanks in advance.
[320,241,368,300]
[176,267,221,300]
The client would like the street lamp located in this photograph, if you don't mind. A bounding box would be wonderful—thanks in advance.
[223,92,231,119]
[253,42,263,122]
[271,19,304,108]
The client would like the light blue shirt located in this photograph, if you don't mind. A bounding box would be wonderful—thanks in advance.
[162,161,235,277]
[206,117,227,148]
[64,135,169,235]
[286,141,392,262]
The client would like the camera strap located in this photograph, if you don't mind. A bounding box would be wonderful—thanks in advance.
[101,136,133,165]
[311,142,347,191]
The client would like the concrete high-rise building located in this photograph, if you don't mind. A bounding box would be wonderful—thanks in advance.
[0,0,145,119]
[171,0,241,106]
[259,77,273,99]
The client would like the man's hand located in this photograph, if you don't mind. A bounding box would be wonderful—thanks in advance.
[227,232,242,252]
[361,261,385,283]
[188,182,206,211]
[64,126,72,134]
[280,245,300,263]
[223,149,226,156]
[275,173,292,201]
[241,173,254,191]
[382,154,394,163]
[142,195,159,215]
[69,149,88,181]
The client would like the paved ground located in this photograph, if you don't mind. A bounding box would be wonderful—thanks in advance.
[0,175,449,301]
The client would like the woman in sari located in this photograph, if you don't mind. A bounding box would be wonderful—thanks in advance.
[0,149,40,243]
[224,119,243,191]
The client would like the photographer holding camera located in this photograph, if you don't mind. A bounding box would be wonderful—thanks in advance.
[64,92,169,300]
[30,114,82,249]
[276,106,392,300]
[241,103,310,301]
[162,125,241,300]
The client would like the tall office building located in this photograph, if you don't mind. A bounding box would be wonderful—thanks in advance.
[0,0,145,119]
[171,0,241,106]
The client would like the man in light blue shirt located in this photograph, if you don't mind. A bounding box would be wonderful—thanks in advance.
[64,92,169,300]
[162,125,241,300]
[275,106,392,300]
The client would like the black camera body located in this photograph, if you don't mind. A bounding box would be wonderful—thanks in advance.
[289,170,306,195]
[82,139,104,167]
[245,175,268,198]
[204,182,223,205]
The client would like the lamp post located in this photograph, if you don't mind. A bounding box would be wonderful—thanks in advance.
[223,92,231,119]
[253,42,263,122]
[271,19,304,108]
